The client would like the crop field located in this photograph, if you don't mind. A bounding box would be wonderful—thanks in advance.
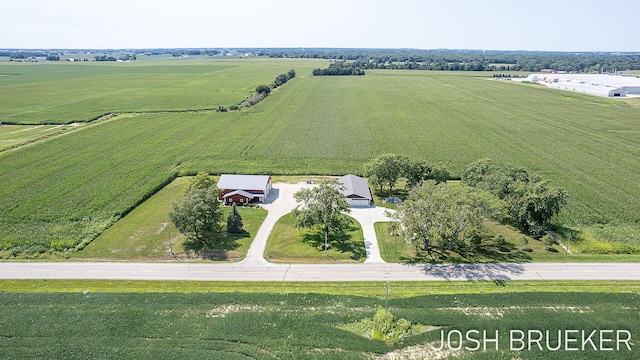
[0,60,639,252]
[0,287,638,359]
[0,57,325,124]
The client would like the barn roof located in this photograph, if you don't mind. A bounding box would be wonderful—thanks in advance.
[337,174,372,200]
[222,190,257,199]
[217,174,271,191]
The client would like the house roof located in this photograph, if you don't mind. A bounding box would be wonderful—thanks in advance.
[222,189,257,199]
[217,174,271,191]
[337,174,372,200]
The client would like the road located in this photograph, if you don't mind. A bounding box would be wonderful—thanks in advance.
[1,262,640,281]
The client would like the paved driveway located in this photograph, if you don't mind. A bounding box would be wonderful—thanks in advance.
[241,182,315,264]
[349,206,393,263]
[241,182,391,265]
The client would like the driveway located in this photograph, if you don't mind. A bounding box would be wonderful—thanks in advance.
[241,182,391,265]
[241,182,315,264]
[349,206,393,263]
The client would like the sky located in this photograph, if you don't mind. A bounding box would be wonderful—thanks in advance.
[1,0,639,51]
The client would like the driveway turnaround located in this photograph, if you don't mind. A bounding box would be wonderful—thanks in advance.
[349,206,393,264]
[2,262,640,281]
[241,182,389,265]
[242,182,315,264]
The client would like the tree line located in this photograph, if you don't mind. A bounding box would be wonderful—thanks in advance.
[94,54,136,61]
[312,62,365,76]
[263,48,640,73]
[242,69,296,109]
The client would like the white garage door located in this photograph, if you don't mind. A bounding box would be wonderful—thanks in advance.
[347,198,370,207]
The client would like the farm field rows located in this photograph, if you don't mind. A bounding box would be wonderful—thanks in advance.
[0,60,639,254]
[0,286,638,359]
[0,57,325,124]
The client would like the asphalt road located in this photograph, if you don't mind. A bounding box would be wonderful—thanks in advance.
[2,262,640,281]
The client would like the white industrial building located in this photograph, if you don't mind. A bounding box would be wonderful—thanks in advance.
[526,73,640,98]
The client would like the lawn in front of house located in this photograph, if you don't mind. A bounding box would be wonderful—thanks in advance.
[265,213,365,263]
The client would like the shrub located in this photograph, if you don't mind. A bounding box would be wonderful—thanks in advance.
[541,234,556,249]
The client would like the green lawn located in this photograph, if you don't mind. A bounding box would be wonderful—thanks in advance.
[75,177,267,261]
[265,213,366,263]
[0,285,638,359]
[1,62,640,253]
[376,221,640,263]
[2,279,640,296]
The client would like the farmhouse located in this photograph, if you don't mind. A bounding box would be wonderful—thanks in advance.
[336,174,373,207]
[526,73,640,98]
[217,174,272,204]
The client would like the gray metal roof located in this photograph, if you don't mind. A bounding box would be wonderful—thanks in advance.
[217,174,271,191]
[337,174,372,200]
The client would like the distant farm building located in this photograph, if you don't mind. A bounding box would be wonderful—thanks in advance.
[217,174,272,204]
[526,73,640,98]
[336,174,373,207]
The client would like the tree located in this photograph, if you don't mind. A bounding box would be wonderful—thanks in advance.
[506,179,568,234]
[461,159,567,234]
[274,73,289,87]
[363,154,409,195]
[541,234,556,250]
[291,180,352,252]
[186,171,216,192]
[169,173,225,254]
[391,180,503,259]
[287,69,296,79]
[256,84,271,95]
[404,161,432,189]
[404,161,450,188]
[226,202,244,234]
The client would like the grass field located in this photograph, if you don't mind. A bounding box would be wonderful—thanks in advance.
[265,213,366,263]
[1,60,639,253]
[1,282,638,359]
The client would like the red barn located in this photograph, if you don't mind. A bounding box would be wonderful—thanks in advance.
[217,174,272,204]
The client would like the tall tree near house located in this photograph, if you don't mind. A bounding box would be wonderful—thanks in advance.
[169,172,225,254]
[363,154,409,195]
[391,180,503,259]
[226,202,244,234]
[404,161,450,188]
[291,180,352,252]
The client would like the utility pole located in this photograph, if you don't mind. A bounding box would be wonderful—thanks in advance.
[385,281,390,314]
